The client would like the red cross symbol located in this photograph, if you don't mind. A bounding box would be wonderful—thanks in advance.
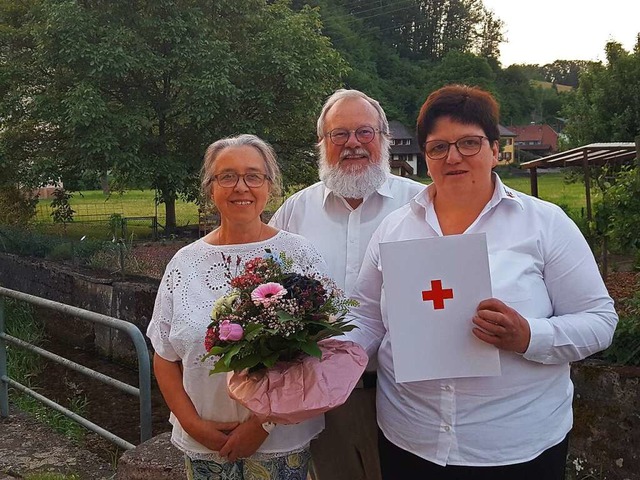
[422,280,454,310]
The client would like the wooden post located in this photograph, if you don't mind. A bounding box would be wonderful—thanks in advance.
[583,150,592,222]
[635,135,640,188]
[529,167,539,197]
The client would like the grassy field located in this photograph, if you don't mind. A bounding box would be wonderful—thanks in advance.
[501,172,591,213]
[415,170,591,214]
[34,172,592,240]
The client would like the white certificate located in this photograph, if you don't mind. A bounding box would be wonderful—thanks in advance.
[379,233,501,383]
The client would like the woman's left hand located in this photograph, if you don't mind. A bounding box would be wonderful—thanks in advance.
[218,416,269,462]
[472,298,531,354]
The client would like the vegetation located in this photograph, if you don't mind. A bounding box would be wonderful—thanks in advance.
[0,0,347,231]
[563,39,640,147]
[24,475,80,480]
[4,299,88,442]
[0,185,38,226]
[602,288,640,366]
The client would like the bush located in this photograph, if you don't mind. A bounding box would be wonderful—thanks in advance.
[0,224,107,263]
[0,185,37,226]
[594,166,640,252]
[602,290,640,365]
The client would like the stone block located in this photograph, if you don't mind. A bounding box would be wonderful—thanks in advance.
[117,433,184,480]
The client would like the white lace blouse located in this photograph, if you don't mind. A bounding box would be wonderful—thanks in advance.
[147,230,326,460]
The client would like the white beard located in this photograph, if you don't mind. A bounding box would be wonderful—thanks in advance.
[318,147,390,199]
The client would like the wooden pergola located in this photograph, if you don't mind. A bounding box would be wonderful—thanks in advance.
[520,143,638,222]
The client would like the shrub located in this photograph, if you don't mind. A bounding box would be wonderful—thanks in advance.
[0,185,37,226]
[602,290,640,365]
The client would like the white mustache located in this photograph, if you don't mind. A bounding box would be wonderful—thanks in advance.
[340,148,370,162]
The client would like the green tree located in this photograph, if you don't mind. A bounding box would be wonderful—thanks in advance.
[563,37,640,146]
[0,0,347,230]
[540,59,598,88]
[495,65,536,125]
[422,50,496,96]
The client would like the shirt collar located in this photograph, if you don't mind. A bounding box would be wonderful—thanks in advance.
[322,175,394,207]
[410,172,523,215]
[492,173,524,210]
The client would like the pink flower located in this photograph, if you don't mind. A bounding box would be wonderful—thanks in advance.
[251,282,287,306]
[204,326,218,350]
[218,320,244,341]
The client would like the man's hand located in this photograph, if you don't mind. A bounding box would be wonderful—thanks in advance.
[472,298,531,354]
[219,416,270,462]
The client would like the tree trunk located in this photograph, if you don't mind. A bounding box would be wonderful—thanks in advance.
[164,196,177,233]
[100,173,110,195]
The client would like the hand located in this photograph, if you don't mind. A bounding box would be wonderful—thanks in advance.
[219,416,270,462]
[472,298,531,354]
[185,417,240,453]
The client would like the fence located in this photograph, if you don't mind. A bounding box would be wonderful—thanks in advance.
[0,287,152,450]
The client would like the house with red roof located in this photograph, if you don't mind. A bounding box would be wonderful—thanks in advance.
[510,124,559,158]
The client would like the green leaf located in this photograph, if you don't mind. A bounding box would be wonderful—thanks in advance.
[222,344,243,367]
[243,323,264,341]
[300,341,322,358]
[209,359,232,374]
[276,310,295,322]
[203,346,227,356]
[231,352,262,372]
[262,352,281,368]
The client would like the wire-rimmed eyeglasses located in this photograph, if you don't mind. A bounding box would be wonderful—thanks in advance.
[325,126,380,146]
[213,172,270,188]
[424,135,488,160]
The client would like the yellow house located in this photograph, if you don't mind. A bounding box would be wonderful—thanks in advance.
[498,124,517,164]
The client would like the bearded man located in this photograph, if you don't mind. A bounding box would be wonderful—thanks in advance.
[269,89,424,480]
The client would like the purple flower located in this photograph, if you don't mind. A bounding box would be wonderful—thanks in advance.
[218,320,244,341]
[251,282,287,306]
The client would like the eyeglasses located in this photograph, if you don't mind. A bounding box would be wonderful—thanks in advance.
[325,126,380,145]
[424,136,488,160]
[213,172,270,188]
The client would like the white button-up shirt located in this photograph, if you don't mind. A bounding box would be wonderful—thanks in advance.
[346,173,618,466]
[269,175,424,296]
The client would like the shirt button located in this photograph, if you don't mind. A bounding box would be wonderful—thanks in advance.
[445,385,452,392]
[444,426,451,432]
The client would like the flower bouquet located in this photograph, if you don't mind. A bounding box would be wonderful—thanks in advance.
[202,250,368,423]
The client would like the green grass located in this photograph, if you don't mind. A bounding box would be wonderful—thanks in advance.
[23,474,80,480]
[36,189,200,224]
[413,170,591,213]
[33,173,591,240]
[500,172,592,213]
[35,189,287,240]
[4,299,89,443]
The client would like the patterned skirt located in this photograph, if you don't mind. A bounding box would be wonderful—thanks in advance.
[185,447,311,480]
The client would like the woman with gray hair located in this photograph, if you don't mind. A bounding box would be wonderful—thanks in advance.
[147,134,327,479]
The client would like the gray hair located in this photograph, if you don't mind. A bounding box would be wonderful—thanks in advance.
[200,134,282,199]
[316,89,390,139]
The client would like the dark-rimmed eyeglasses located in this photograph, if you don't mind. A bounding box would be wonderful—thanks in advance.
[325,126,380,146]
[213,172,270,188]
[424,136,488,160]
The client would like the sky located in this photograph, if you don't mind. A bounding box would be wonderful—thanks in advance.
[481,0,640,66]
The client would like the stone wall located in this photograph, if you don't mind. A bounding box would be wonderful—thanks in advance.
[0,253,158,364]
[568,362,639,479]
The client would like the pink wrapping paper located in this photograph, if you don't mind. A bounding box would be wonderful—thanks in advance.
[226,339,368,424]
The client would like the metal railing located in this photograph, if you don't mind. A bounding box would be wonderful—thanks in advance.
[0,286,152,450]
